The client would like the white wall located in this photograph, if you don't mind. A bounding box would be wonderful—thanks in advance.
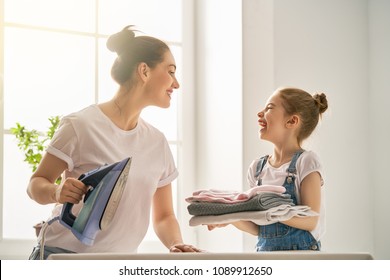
[195,0,243,252]
[196,0,390,259]
[241,0,275,250]
[369,0,390,260]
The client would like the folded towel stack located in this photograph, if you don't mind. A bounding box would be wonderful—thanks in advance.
[186,187,318,226]
[187,192,293,216]
[189,205,318,226]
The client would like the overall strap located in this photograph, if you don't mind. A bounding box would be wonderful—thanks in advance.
[284,150,305,200]
[255,155,269,186]
[286,150,305,174]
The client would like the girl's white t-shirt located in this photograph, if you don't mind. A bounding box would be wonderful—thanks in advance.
[247,151,326,241]
[40,104,178,253]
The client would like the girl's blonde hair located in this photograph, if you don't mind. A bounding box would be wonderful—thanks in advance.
[277,87,328,144]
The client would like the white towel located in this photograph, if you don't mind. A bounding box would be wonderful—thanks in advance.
[189,205,318,226]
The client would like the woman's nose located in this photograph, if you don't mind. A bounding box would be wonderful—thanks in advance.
[173,77,180,89]
[258,111,264,118]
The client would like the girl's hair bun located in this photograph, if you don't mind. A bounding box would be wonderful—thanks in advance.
[106,25,136,55]
[313,92,328,114]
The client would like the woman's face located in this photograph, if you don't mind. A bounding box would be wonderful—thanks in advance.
[257,92,290,143]
[144,51,180,108]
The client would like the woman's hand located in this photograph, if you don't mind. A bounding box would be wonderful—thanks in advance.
[55,177,88,204]
[169,243,204,253]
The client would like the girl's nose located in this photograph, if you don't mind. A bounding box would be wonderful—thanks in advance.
[258,111,264,118]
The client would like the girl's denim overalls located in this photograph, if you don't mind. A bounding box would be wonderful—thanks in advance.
[255,150,321,251]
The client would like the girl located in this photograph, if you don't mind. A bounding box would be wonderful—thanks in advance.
[209,87,328,251]
[27,25,201,259]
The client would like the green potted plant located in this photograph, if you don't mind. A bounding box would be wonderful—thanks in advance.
[10,116,61,183]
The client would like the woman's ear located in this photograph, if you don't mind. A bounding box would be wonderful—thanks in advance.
[137,62,150,82]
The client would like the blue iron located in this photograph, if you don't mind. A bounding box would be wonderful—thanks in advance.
[59,157,132,246]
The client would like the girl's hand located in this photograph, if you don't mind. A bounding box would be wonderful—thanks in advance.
[55,177,88,204]
[206,223,229,231]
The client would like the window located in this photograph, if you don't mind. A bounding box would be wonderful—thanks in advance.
[0,0,192,256]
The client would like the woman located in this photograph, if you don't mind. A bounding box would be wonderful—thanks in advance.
[27,25,201,259]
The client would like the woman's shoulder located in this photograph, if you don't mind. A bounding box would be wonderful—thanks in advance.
[138,118,165,138]
[61,104,104,127]
[61,105,97,123]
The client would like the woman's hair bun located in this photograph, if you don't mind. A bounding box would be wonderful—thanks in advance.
[106,25,136,55]
[313,92,328,114]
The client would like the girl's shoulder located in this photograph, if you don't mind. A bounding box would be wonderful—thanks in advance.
[299,150,322,164]
[297,150,324,182]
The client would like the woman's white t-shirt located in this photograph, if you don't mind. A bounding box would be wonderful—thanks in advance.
[40,105,178,253]
[247,151,326,241]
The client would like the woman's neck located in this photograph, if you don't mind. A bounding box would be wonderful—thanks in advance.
[99,88,144,131]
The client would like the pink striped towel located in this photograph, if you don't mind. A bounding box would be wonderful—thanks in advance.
[185,185,286,204]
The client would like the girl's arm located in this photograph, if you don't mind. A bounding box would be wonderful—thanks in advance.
[231,221,259,236]
[206,221,259,236]
[280,171,322,231]
[206,171,321,235]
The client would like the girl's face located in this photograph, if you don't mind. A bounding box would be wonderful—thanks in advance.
[257,92,290,143]
[143,51,180,108]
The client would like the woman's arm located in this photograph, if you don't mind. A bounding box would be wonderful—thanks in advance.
[27,152,87,205]
[152,184,201,252]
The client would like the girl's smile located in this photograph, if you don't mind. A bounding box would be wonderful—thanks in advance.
[258,118,267,132]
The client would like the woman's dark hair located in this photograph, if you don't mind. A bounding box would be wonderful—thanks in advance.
[277,87,328,144]
[106,25,170,85]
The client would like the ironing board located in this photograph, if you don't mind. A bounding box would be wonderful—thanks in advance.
[48,251,374,260]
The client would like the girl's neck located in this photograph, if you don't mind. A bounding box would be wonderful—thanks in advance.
[269,144,302,168]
